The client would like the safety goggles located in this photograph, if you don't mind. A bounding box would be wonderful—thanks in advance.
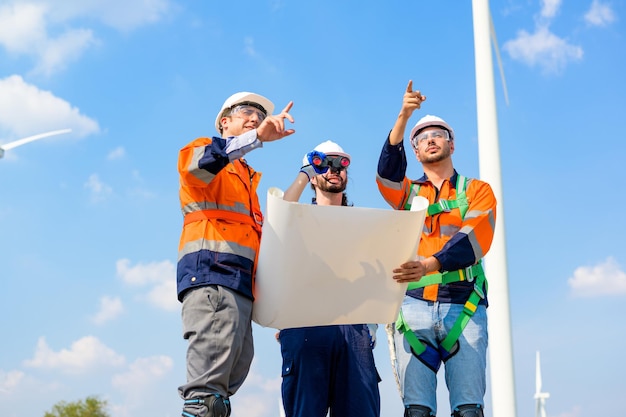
[311,155,350,170]
[230,105,267,122]
[411,128,450,149]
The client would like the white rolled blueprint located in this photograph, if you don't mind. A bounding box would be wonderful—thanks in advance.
[252,187,428,329]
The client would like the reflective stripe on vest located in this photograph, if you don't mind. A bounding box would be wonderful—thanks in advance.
[183,208,262,234]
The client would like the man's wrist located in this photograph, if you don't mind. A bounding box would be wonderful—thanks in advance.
[427,256,442,273]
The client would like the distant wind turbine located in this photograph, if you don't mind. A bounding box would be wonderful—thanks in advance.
[534,351,550,417]
[0,128,72,159]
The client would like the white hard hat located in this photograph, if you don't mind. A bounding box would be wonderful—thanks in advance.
[302,140,351,166]
[409,114,455,142]
[214,92,275,133]
[314,140,351,159]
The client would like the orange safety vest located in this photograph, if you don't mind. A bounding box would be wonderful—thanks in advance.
[177,137,263,301]
[376,171,496,303]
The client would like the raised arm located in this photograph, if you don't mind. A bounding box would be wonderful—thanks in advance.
[389,80,426,145]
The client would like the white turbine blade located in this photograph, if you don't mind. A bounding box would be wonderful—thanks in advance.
[535,351,542,393]
[1,128,72,151]
[489,11,510,106]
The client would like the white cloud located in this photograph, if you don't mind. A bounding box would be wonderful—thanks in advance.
[234,363,282,417]
[0,75,100,140]
[0,370,25,394]
[112,355,173,391]
[107,146,126,160]
[125,169,158,200]
[34,28,96,76]
[0,2,96,76]
[568,257,626,297]
[503,25,583,74]
[110,355,173,416]
[91,295,124,325]
[0,2,47,55]
[540,0,562,19]
[503,0,585,74]
[0,0,172,75]
[241,36,277,74]
[49,0,173,32]
[145,279,179,312]
[24,336,125,374]
[84,173,113,203]
[244,36,258,58]
[584,0,616,27]
[117,258,174,286]
[553,405,582,417]
[116,259,179,311]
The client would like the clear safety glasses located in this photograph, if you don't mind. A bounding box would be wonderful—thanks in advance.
[411,128,450,149]
[230,105,267,122]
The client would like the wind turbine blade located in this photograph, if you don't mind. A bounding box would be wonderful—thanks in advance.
[536,351,542,393]
[489,11,510,106]
[1,128,72,151]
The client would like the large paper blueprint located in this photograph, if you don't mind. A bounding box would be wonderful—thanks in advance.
[252,187,428,329]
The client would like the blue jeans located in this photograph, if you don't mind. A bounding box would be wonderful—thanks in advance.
[392,296,488,414]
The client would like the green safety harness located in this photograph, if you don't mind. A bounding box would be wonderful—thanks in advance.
[396,175,488,373]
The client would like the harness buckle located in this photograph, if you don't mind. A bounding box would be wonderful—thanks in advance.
[439,199,451,212]
[473,283,485,300]
[465,266,475,282]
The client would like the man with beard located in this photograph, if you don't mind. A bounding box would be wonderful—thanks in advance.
[376,81,496,417]
[277,140,381,417]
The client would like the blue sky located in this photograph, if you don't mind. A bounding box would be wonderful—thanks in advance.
[1,1,624,416]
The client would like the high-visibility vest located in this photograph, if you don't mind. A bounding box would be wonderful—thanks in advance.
[176,137,263,301]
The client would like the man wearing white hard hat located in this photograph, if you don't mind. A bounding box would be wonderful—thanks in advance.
[276,140,380,417]
[376,81,497,417]
[177,92,295,417]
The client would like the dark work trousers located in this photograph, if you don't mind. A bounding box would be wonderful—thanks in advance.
[279,324,380,417]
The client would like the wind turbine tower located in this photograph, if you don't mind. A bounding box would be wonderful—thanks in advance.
[534,351,550,417]
[471,1,517,416]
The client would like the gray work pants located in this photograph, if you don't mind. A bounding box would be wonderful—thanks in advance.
[178,285,254,401]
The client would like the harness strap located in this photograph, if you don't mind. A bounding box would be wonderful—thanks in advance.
[396,309,425,354]
[407,263,483,290]
[440,270,486,353]
[426,175,468,217]
[427,194,468,216]
[183,209,262,233]
[396,265,486,372]
[406,175,468,216]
